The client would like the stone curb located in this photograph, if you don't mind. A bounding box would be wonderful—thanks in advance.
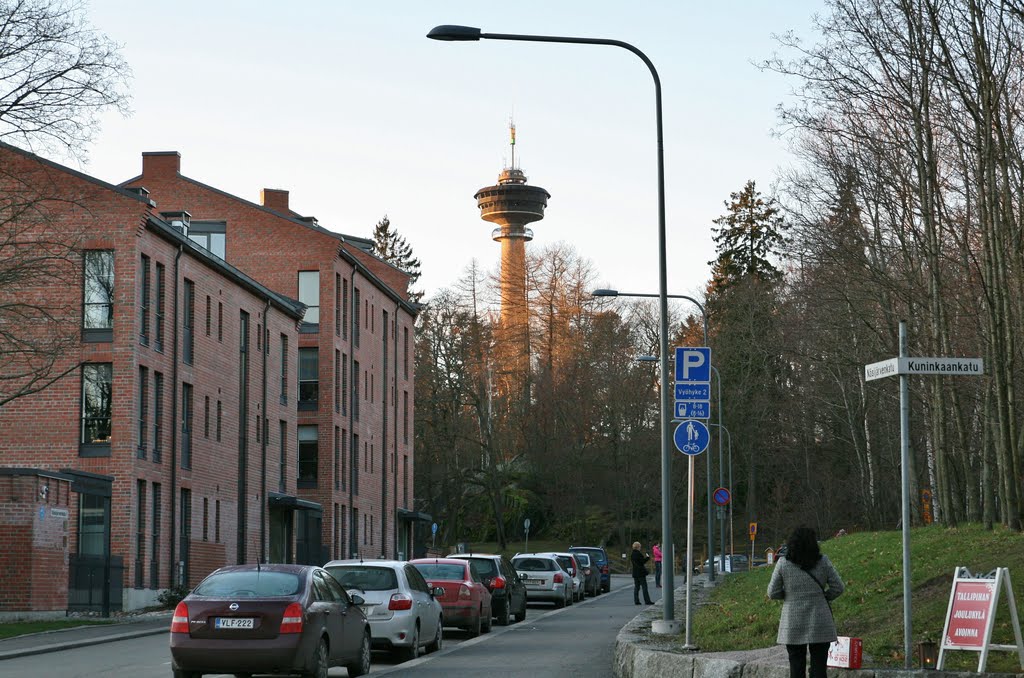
[0,625,168,661]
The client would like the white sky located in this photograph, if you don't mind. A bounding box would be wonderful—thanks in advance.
[79,0,825,301]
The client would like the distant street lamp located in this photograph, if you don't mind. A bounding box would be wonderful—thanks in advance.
[709,422,734,559]
[430,24,679,636]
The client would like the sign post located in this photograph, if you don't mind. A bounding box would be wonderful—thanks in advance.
[431,522,438,550]
[865,321,984,668]
[937,567,1024,672]
[749,522,757,564]
[524,518,531,554]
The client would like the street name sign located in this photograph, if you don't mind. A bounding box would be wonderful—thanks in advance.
[865,357,984,381]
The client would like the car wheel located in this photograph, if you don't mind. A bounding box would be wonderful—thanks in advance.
[514,597,527,622]
[346,630,371,678]
[482,607,492,633]
[555,593,565,609]
[467,611,482,637]
[304,637,328,678]
[426,616,443,653]
[496,600,511,626]
[399,623,420,662]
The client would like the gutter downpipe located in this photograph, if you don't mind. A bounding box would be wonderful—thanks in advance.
[169,244,183,585]
[260,298,270,562]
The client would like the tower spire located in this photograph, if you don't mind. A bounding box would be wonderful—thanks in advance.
[509,117,516,169]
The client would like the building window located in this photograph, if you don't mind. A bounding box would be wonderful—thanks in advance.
[351,507,359,556]
[204,396,210,438]
[215,499,221,542]
[256,415,261,442]
[403,390,409,444]
[135,480,146,588]
[216,400,222,442]
[83,250,114,341]
[279,420,287,493]
[188,220,226,259]
[218,302,223,342]
[340,428,347,491]
[155,263,165,352]
[205,295,211,336]
[352,361,360,421]
[403,455,409,506]
[353,287,360,348]
[352,433,359,495]
[150,483,161,589]
[78,493,106,556]
[181,383,193,469]
[334,350,341,413]
[298,271,320,327]
[280,334,288,405]
[138,367,149,458]
[179,489,191,586]
[342,357,348,416]
[404,326,409,380]
[140,255,151,345]
[202,497,209,541]
[334,426,340,491]
[298,347,318,410]
[335,273,341,337]
[298,425,318,487]
[256,323,262,352]
[183,279,195,364]
[154,371,163,463]
[343,278,349,340]
[80,363,112,455]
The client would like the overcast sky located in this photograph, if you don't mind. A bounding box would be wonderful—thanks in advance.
[79,0,825,302]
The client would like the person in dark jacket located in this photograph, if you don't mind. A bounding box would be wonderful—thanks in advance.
[767,527,845,678]
[630,541,654,605]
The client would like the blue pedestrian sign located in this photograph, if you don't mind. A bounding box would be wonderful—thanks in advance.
[673,420,710,456]
[431,522,438,535]
[675,347,711,383]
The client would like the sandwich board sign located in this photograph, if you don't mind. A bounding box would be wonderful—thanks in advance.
[937,567,1024,672]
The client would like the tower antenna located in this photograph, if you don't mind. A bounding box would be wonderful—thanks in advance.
[509,116,516,170]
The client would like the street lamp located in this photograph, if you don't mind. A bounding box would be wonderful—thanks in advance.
[431,24,678,636]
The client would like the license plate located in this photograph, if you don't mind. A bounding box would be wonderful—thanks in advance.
[215,617,255,629]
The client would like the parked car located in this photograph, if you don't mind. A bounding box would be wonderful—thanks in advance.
[411,558,493,636]
[535,552,585,602]
[703,554,749,573]
[447,552,528,625]
[324,559,443,661]
[573,552,601,597]
[169,563,371,678]
[569,546,611,593]
[511,554,572,608]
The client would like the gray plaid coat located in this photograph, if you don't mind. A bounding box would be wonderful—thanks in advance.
[767,554,845,645]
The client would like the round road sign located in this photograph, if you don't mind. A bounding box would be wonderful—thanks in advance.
[673,420,710,455]
[713,487,730,506]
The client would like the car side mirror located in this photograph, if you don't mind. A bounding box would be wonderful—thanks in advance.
[433,586,445,597]
[350,594,365,606]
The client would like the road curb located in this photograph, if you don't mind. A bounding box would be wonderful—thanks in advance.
[0,625,168,661]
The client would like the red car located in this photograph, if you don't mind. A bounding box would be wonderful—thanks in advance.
[410,558,493,636]
[169,563,371,678]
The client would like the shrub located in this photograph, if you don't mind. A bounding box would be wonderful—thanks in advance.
[157,584,190,609]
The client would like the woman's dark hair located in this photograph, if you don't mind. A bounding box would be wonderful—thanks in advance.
[785,527,822,570]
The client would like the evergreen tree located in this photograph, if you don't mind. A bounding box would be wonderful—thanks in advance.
[709,180,788,285]
[371,215,422,301]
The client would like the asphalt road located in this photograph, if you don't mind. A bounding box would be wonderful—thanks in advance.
[0,575,653,678]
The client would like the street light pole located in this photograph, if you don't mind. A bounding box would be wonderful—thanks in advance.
[712,366,724,566]
[709,422,732,561]
[430,25,678,635]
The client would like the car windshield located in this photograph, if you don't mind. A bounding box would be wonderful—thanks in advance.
[576,554,591,567]
[466,559,499,579]
[326,566,398,591]
[572,548,605,564]
[412,563,466,581]
[193,571,301,597]
[513,558,554,572]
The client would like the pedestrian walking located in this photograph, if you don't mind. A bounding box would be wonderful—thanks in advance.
[767,527,845,678]
[630,541,654,605]
[652,540,663,588]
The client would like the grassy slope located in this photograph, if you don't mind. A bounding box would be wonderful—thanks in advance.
[694,525,1024,672]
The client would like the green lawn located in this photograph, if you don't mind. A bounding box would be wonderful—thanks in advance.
[0,618,116,641]
[692,525,1024,672]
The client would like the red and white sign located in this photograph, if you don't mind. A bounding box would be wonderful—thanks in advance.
[944,580,997,649]
[827,636,863,668]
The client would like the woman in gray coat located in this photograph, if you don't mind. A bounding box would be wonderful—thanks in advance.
[767,527,845,678]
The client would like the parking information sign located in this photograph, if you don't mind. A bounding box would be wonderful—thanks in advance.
[674,346,711,421]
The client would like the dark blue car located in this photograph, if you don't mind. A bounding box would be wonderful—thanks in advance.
[568,546,610,593]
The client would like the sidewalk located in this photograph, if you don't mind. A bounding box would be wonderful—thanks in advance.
[0,613,171,661]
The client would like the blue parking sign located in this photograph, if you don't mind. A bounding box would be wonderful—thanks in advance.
[675,347,711,382]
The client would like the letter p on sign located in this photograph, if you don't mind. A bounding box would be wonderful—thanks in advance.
[675,347,711,383]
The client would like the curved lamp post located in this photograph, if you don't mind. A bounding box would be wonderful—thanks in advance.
[430,24,678,636]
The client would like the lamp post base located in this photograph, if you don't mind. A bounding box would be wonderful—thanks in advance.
[652,619,682,635]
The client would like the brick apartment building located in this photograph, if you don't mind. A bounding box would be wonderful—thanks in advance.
[0,144,421,616]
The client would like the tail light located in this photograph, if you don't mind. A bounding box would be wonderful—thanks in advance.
[492,576,506,590]
[553,572,564,584]
[601,565,609,575]
[459,583,472,599]
[170,602,190,634]
[280,602,304,634]
[389,593,413,610]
